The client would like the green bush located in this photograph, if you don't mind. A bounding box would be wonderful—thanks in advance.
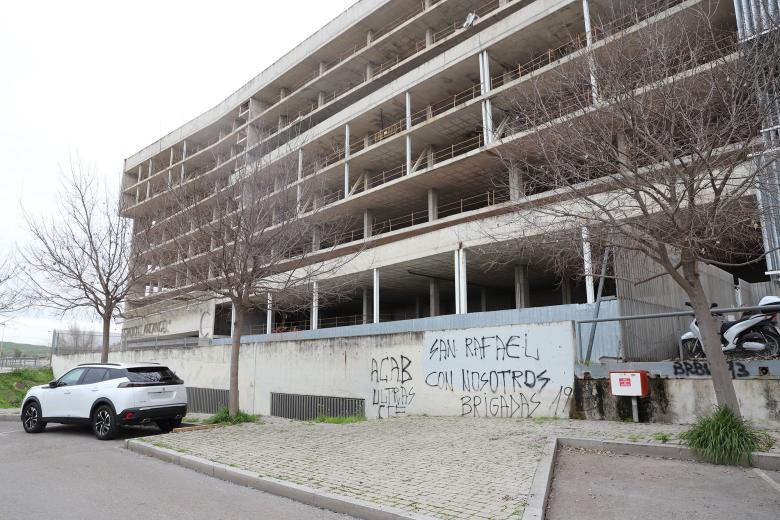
[312,415,366,424]
[680,406,774,465]
[206,407,260,425]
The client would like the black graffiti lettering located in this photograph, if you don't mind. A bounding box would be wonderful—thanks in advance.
[673,361,685,376]
[673,360,748,378]
[425,371,454,391]
[370,356,413,384]
[429,338,456,361]
[401,355,412,384]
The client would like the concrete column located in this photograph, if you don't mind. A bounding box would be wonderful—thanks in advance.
[182,140,187,159]
[297,149,304,180]
[454,251,461,315]
[427,189,438,221]
[344,162,350,199]
[424,0,433,8]
[459,248,468,314]
[372,269,380,324]
[581,226,595,304]
[582,0,598,102]
[362,287,370,324]
[364,209,374,238]
[429,279,440,317]
[169,147,175,166]
[425,28,434,47]
[415,296,421,319]
[454,249,468,314]
[319,61,327,76]
[344,124,351,198]
[278,114,288,130]
[514,264,530,309]
[508,166,523,201]
[478,51,493,144]
[137,165,143,182]
[312,226,321,251]
[148,159,154,179]
[318,92,326,107]
[280,87,288,99]
[366,30,374,45]
[366,62,375,81]
[230,303,236,337]
[405,91,413,176]
[266,293,273,334]
[481,288,488,312]
[311,282,319,330]
[562,278,572,305]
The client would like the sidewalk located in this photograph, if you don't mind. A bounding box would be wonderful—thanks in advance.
[140,416,760,520]
[0,408,20,421]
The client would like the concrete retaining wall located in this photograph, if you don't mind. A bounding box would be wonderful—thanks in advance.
[53,321,577,419]
[573,377,780,427]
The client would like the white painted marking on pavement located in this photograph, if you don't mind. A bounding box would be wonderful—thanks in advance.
[753,468,780,495]
[0,430,23,436]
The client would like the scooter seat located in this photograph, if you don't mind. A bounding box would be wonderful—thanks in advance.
[720,319,745,335]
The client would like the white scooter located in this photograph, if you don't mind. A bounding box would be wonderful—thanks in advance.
[680,295,780,359]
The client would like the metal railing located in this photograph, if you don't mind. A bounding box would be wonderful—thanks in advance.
[576,303,780,364]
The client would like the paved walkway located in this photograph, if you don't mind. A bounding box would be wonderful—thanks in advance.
[145,416,777,520]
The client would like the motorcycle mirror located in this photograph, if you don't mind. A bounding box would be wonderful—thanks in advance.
[710,303,718,309]
[684,302,692,307]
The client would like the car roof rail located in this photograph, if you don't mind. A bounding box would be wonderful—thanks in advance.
[77,362,122,366]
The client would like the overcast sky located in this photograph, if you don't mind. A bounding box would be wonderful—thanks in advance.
[0,0,356,345]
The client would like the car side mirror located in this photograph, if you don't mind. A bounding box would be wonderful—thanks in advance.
[48,380,58,388]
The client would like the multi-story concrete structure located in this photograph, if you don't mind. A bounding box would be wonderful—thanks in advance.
[120,0,774,358]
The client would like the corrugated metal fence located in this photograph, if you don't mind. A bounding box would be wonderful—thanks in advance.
[187,387,229,414]
[270,393,365,420]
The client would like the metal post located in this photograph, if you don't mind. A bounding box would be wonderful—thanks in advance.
[585,247,610,364]
[582,226,595,304]
[311,282,319,330]
[631,397,639,423]
[266,293,273,334]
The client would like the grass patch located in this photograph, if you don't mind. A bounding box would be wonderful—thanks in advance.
[680,406,774,465]
[206,407,260,425]
[653,432,672,443]
[0,367,53,408]
[311,414,366,424]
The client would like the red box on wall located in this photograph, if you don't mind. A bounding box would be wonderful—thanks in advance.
[609,370,650,397]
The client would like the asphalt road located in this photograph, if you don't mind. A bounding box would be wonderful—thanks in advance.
[0,421,352,520]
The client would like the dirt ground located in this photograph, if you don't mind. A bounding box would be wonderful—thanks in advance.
[546,447,780,520]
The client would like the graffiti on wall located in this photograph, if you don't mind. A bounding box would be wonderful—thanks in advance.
[370,355,415,418]
[423,324,575,418]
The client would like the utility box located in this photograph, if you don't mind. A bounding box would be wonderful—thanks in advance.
[609,370,650,397]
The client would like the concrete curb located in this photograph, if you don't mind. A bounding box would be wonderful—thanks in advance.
[522,437,558,520]
[125,439,436,520]
[557,437,780,471]
[0,414,19,422]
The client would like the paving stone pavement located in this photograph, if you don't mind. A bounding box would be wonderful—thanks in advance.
[148,416,780,520]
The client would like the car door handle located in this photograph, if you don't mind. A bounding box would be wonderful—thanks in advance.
[91,388,98,392]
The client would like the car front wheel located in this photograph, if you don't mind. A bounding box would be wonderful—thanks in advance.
[92,405,118,440]
[22,401,46,433]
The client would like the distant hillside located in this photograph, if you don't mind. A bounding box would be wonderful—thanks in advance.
[0,341,50,358]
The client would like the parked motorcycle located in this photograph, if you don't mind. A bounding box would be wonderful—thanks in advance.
[680,295,780,359]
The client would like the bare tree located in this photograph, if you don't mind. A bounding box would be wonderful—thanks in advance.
[23,161,144,363]
[490,3,780,415]
[0,253,24,317]
[139,131,360,416]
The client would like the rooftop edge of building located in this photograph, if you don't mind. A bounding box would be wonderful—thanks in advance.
[123,0,390,172]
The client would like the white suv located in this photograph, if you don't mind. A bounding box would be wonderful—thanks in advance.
[21,362,188,440]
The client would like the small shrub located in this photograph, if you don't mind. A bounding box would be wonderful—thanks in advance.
[653,432,672,443]
[680,406,774,465]
[312,415,366,424]
[207,407,259,425]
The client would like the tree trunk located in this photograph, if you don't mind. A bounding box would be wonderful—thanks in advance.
[682,261,741,416]
[100,316,111,364]
[229,305,243,416]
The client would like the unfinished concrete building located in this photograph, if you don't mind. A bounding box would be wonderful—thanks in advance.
[120,0,779,362]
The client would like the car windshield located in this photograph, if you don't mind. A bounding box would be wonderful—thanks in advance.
[126,367,179,383]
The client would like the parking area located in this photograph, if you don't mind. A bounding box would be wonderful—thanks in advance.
[546,447,780,520]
